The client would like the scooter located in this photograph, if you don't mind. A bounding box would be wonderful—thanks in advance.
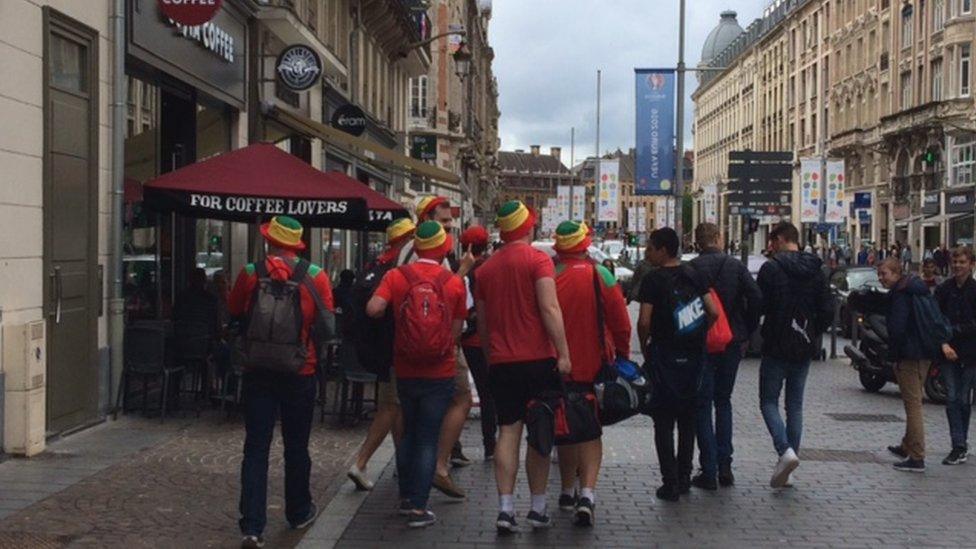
[843,288,947,403]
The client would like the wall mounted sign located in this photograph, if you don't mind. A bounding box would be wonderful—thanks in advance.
[170,19,235,63]
[331,104,368,137]
[410,134,437,161]
[922,192,940,215]
[276,45,322,92]
[158,0,222,26]
[946,189,975,214]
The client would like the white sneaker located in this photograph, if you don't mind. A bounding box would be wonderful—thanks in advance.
[347,465,374,491]
[770,448,799,488]
[783,471,795,488]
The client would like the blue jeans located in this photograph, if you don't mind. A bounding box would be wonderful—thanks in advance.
[696,346,741,477]
[759,357,811,456]
[396,377,455,510]
[942,361,976,450]
[239,372,317,536]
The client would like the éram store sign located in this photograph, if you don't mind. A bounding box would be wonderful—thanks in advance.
[190,193,350,217]
[159,0,222,26]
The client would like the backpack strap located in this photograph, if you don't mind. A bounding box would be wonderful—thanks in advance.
[399,263,420,286]
[592,263,608,356]
[433,269,454,293]
[254,259,269,279]
[290,257,311,284]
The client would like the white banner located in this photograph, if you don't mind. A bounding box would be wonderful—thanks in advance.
[627,207,638,232]
[544,198,558,233]
[704,183,718,224]
[800,158,822,223]
[571,186,586,219]
[825,159,846,224]
[637,206,647,232]
[597,159,620,223]
[557,185,571,222]
[655,199,668,229]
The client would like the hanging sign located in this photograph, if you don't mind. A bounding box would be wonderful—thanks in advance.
[597,159,620,223]
[159,0,222,26]
[637,206,647,232]
[331,104,368,137]
[825,159,846,224]
[571,186,586,219]
[799,158,821,223]
[277,45,323,91]
[557,185,571,221]
[634,69,676,195]
[704,182,718,223]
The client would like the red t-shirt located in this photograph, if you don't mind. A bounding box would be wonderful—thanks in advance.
[555,258,632,383]
[374,260,467,379]
[474,241,557,365]
[227,253,335,376]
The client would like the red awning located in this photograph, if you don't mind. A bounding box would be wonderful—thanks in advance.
[142,143,406,230]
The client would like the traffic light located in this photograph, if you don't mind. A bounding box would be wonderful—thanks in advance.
[923,147,939,167]
[747,218,760,234]
[628,233,638,246]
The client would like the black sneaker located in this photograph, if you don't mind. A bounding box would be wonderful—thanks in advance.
[398,500,414,516]
[677,476,691,495]
[407,509,437,528]
[893,458,926,473]
[718,464,735,487]
[574,497,594,527]
[240,535,265,549]
[450,443,472,467]
[558,491,577,511]
[691,472,718,491]
[655,485,679,502]
[888,445,908,458]
[289,503,318,530]
[496,512,518,535]
[943,447,969,465]
[526,509,552,529]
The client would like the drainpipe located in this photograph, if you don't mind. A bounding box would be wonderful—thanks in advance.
[108,0,126,416]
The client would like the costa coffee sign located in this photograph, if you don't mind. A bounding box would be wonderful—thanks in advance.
[331,104,368,137]
[158,0,222,26]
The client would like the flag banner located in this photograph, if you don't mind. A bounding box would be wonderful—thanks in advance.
[597,159,621,223]
[628,207,638,232]
[825,159,846,224]
[557,185,571,221]
[704,183,718,223]
[635,69,676,196]
[571,186,586,219]
[799,158,821,223]
[637,206,647,232]
[655,199,668,229]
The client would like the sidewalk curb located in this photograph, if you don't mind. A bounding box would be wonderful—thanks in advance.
[297,438,395,548]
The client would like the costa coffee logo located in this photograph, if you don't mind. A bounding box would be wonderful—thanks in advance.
[158,0,222,26]
[331,104,368,137]
[276,45,322,92]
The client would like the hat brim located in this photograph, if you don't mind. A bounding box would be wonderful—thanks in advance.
[260,222,307,251]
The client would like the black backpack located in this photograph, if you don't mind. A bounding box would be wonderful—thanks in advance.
[665,265,708,349]
[348,259,397,379]
[769,256,821,362]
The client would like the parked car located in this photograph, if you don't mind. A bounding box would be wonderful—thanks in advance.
[600,240,626,261]
[829,266,885,337]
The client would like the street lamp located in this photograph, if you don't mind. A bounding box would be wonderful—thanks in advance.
[453,41,473,80]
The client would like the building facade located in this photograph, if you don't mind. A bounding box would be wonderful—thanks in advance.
[694,0,975,254]
[497,146,574,230]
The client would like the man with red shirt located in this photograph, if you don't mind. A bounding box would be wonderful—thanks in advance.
[459,225,496,459]
[366,221,467,528]
[475,200,572,533]
[227,216,334,548]
[551,221,631,527]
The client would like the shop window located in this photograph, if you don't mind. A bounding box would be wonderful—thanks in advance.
[952,135,975,187]
[194,98,232,281]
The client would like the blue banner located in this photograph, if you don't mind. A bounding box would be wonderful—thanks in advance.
[635,69,675,196]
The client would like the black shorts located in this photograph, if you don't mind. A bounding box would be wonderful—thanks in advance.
[488,359,559,426]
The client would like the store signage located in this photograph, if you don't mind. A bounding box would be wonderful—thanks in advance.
[159,0,222,26]
[923,192,940,215]
[331,104,368,137]
[946,190,975,214]
[853,191,872,210]
[410,134,437,161]
[276,45,322,92]
[189,193,349,216]
[169,19,235,63]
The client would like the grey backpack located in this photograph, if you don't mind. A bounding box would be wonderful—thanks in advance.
[242,258,330,374]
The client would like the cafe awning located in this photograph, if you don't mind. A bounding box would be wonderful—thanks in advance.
[143,143,406,230]
[923,213,966,225]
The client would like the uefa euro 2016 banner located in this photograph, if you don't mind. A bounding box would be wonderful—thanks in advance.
[635,69,676,196]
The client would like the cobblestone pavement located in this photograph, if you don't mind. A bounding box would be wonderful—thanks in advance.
[0,410,367,548]
[336,351,976,548]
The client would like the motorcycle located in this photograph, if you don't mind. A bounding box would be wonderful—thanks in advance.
[843,288,947,403]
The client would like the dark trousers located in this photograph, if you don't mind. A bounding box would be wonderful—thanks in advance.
[239,371,316,536]
[396,377,455,510]
[652,401,697,487]
[696,346,742,477]
[463,345,497,454]
[943,361,976,450]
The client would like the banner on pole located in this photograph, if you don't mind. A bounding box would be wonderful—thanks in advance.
[799,158,821,223]
[627,207,637,232]
[637,206,647,232]
[557,185,570,221]
[571,186,586,220]
[635,69,676,196]
[825,159,846,224]
[597,159,620,223]
[655,199,668,229]
[704,183,718,223]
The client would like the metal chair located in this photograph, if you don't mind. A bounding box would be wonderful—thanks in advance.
[114,323,185,421]
[173,321,212,417]
[328,343,378,425]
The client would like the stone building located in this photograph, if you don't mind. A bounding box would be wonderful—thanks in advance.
[496,146,575,224]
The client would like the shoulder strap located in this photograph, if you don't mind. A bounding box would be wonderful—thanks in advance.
[254,259,269,279]
[592,263,608,355]
[290,258,311,283]
[399,264,420,286]
[433,270,454,293]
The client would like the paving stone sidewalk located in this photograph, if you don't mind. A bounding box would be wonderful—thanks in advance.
[334,357,976,548]
[0,411,367,548]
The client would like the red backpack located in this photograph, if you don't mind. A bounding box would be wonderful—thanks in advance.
[394,265,455,363]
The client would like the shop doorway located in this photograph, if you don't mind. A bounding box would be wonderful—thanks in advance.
[43,11,100,432]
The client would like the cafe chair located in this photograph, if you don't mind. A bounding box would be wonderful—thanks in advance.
[114,323,185,422]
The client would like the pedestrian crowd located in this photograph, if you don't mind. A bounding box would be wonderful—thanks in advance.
[222,199,976,547]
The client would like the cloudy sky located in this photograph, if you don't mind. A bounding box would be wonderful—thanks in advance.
[491,0,766,166]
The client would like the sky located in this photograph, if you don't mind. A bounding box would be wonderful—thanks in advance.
[491,0,767,167]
